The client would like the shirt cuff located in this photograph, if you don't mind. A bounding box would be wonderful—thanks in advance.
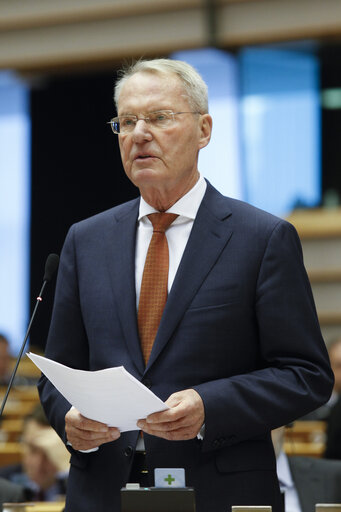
[67,441,99,453]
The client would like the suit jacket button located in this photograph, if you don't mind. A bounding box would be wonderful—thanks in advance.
[142,378,152,389]
[124,446,133,457]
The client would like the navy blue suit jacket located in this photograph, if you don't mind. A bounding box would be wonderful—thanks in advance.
[38,181,333,512]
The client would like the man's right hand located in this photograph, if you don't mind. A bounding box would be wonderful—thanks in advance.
[65,407,120,451]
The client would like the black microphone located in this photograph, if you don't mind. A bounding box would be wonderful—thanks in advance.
[0,253,59,418]
[43,253,59,282]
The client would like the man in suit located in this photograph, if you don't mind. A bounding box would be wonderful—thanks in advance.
[38,58,334,512]
[272,426,341,512]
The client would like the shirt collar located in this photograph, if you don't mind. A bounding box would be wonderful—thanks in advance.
[276,451,294,489]
[138,174,206,221]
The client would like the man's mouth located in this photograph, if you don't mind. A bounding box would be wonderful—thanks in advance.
[134,154,158,162]
[136,154,153,159]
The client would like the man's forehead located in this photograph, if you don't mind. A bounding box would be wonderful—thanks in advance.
[124,70,180,86]
[118,73,189,115]
[118,71,186,109]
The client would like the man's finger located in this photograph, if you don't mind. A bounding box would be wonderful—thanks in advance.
[69,425,118,441]
[65,407,120,450]
[66,428,120,450]
[66,407,110,432]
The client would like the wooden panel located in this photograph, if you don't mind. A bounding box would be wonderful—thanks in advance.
[14,358,41,380]
[0,386,39,401]
[285,420,326,442]
[283,421,326,458]
[0,0,341,73]
[0,0,199,30]
[309,269,341,283]
[284,441,325,457]
[0,442,23,467]
[218,0,341,46]
[0,400,38,420]
[0,419,24,443]
[0,8,206,72]
[2,503,66,512]
[319,312,341,326]
[287,208,341,239]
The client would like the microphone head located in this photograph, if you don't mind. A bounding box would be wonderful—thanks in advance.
[43,253,60,282]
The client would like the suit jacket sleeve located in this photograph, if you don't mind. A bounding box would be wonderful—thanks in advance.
[38,224,90,444]
[193,219,333,452]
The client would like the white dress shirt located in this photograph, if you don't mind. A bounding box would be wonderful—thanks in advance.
[135,174,206,308]
[135,174,206,449]
[276,451,302,512]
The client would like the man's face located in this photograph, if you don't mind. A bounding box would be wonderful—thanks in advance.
[117,71,211,204]
[329,341,341,393]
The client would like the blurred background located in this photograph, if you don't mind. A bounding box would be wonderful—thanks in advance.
[0,0,341,355]
[1,1,341,496]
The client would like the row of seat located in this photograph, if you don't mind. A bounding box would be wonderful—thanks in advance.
[2,502,65,511]
[0,385,40,467]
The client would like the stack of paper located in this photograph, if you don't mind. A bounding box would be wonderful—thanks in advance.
[28,353,168,431]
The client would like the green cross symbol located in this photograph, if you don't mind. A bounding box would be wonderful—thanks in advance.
[164,474,175,486]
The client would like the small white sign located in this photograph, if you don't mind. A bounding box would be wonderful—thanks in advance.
[154,468,186,488]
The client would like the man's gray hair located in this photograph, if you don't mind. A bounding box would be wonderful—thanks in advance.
[114,58,209,114]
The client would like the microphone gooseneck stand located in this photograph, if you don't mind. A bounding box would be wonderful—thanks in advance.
[0,253,59,419]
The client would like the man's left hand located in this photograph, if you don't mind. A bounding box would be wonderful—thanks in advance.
[137,388,204,441]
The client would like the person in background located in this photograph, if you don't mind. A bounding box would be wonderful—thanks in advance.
[38,58,333,512]
[0,404,70,501]
[0,333,34,387]
[272,425,341,512]
[323,337,341,458]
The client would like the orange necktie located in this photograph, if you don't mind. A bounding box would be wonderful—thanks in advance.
[138,212,178,364]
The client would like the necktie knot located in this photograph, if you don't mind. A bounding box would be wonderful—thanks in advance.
[148,212,178,233]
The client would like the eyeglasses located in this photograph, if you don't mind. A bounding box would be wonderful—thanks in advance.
[108,110,201,134]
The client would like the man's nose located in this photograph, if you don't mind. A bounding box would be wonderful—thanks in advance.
[132,120,152,142]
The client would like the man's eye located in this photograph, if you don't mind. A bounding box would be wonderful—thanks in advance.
[152,113,170,122]
[121,117,135,127]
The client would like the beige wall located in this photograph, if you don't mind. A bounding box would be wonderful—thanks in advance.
[0,0,341,74]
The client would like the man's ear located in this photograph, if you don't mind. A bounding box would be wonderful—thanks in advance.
[198,114,213,150]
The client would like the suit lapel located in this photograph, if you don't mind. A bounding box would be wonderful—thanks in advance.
[104,199,145,375]
[146,183,232,370]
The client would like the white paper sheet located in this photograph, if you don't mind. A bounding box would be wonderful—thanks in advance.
[28,352,168,432]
